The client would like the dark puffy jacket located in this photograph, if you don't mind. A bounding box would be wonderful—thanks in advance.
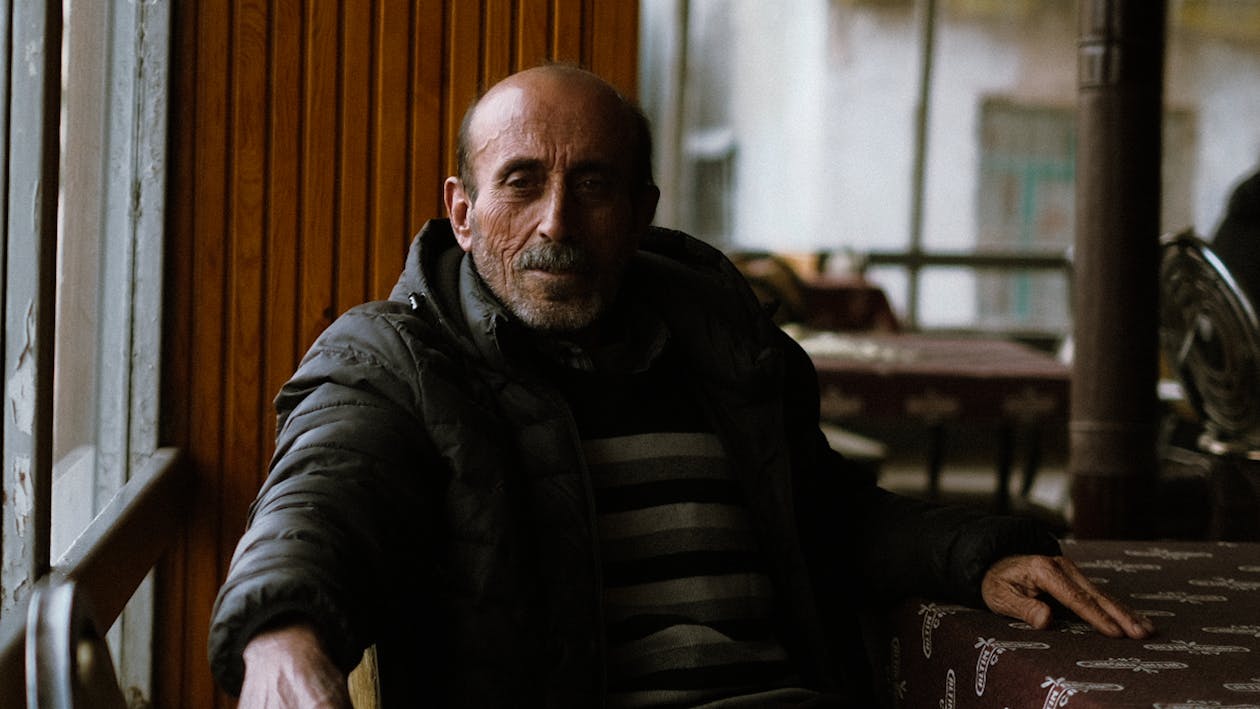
[208,220,1059,706]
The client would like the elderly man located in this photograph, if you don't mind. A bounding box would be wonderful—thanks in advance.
[209,65,1152,708]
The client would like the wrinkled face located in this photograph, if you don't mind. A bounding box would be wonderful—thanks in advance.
[445,72,658,335]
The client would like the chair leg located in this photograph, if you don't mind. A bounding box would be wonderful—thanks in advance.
[1020,426,1042,498]
[926,424,947,499]
[994,424,1015,513]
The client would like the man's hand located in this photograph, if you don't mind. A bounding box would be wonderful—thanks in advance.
[239,622,352,709]
[981,555,1155,639]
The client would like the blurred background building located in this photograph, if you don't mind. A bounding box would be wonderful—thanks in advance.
[640,0,1260,346]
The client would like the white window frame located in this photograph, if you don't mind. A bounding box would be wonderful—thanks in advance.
[1,0,170,702]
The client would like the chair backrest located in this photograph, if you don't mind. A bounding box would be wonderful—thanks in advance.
[1159,230,1260,452]
[25,581,126,709]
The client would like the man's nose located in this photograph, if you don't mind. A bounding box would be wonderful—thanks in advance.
[536,184,573,242]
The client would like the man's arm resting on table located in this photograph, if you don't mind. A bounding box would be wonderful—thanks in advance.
[238,622,352,709]
[981,554,1155,639]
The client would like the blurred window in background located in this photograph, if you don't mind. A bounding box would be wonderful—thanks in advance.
[641,0,1260,349]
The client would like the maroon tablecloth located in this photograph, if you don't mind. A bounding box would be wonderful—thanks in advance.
[804,333,1069,424]
[874,540,1260,708]
[801,331,1070,506]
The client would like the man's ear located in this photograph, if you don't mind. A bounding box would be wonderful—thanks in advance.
[445,176,474,252]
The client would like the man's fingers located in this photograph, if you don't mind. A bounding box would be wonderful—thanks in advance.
[981,555,1156,639]
[1002,592,1053,629]
[1054,556,1155,638]
[980,556,1054,628]
[1027,557,1126,637]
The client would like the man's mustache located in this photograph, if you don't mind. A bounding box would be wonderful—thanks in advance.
[515,243,590,272]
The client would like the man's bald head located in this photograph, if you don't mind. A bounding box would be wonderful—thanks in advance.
[455,65,654,203]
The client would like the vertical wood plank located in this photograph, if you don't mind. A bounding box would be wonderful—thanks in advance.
[300,0,338,348]
[516,0,550,69]
[484,0,515,85]
[371,0,412,298]
[552,0,585,65]
[185,0,231,702]
[224,0,268,545]
[589,0,638,97]
[411,0,447,229]
[338,0,371,312]
[445,1,482,179]
[265,0,302,478]
[155,0,197,700]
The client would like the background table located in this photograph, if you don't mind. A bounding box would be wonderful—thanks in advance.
[799,331,1070,509]
[871,539,1260,708]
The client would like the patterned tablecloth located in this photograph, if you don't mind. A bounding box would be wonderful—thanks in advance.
[799,330,1070,508]
[800,332,1070,424]
[874,540,1260,708]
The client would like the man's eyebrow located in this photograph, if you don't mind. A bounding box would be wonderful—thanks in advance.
[491,157,620,181]
[494,158,545,180]
[569,159,618,175]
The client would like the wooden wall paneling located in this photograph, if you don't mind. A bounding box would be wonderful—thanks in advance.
[338,0,372,314]
[264,0,303,448]
[224,0,268,554]
[371,1,413,298]
[410,0,446,233]
[590,0,639,97]
[444,1,482,180]
[184,0,232,704]
[485,0,517,83]
[552,0,587,65]
[517,0,551,68]
[155,0,198,699]
[299,1,338,351]
[159,3,642,705]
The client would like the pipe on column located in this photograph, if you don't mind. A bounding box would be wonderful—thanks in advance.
[1069,0,1166,538]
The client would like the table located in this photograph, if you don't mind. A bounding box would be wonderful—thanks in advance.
[798,331,1070,510]
[872,540,1260,708]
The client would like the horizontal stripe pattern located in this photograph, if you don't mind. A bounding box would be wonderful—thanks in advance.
[584,432,808,707]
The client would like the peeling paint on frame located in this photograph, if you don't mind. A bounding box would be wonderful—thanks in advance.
[7,300,37,434]
[12,455,32,534]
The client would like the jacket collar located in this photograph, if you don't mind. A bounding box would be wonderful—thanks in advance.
[457,252,670,375]
[393,219,773,384]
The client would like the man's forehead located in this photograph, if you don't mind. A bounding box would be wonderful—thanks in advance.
[468,86,629,165]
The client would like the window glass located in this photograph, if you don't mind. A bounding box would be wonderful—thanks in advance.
[51,0,166,560]
[53,0,108,561]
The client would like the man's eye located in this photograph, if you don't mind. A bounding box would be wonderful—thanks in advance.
[576,177,613,195]
[505,176,536,190]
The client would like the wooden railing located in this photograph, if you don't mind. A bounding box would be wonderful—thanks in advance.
[0,447,188,705]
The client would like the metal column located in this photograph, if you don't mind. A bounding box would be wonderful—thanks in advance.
[1069,0,1166,538]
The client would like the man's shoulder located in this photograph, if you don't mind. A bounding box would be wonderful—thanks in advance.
[639,227,732,275]
[305,299,460,371]
[634,227,766,323]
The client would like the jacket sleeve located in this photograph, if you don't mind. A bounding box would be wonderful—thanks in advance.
[208,306,443,695]
[780,328,1061,608]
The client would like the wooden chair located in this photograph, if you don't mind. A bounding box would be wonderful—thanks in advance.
[348,646,381,708]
